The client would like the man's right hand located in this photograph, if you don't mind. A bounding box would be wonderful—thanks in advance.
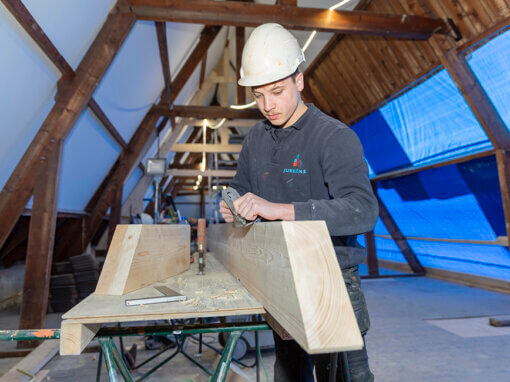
[219,200,234,223]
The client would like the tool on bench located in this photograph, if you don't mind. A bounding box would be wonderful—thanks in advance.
[222,187,257,228]
[197,218,206,275]
[125,285,186,306]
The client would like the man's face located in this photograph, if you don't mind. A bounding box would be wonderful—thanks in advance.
[251,73,304,128]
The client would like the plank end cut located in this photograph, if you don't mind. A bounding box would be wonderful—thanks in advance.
[208,221,363,354]
[95,224,190,295]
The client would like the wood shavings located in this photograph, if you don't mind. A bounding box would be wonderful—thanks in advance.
[182,298,200,307]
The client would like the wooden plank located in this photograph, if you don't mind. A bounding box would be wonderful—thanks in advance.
[0,340,59,382]
[129,0,454,39]
[18,141,63,341]
[60,322,100,356]
[170,144,242,154]
[62,254,264,325]
[157,105,262,119]
[0,11,135,250]
[95,224,190,295]
[167,169,236,177]
[375,187,425,274]
[208,221,364,354]
[155,21,172,108]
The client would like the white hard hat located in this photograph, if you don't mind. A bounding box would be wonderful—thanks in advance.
[239,23,305,87]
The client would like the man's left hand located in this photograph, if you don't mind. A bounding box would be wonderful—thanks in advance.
[233,192,295,221]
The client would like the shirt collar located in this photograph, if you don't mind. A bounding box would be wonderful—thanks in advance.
[264,103,317,131]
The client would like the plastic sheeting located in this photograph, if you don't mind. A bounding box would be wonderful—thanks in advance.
[351,31,510,281]
[468,30,510,131]
[379,69,491,166]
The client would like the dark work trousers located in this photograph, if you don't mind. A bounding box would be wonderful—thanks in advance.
[273,266,374,382]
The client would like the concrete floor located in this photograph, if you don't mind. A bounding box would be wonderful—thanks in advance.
[1,270,509,381]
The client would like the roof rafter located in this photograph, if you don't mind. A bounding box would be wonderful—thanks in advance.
[0,0,131,154]
[0,4,135,249]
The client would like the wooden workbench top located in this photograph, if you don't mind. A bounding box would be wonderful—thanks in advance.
[62,253,265,324]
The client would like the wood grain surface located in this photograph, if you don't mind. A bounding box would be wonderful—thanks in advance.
[208,221,363,354]
[95,224,190,295]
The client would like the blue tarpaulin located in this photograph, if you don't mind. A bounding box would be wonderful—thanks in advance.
[352,30,510,282]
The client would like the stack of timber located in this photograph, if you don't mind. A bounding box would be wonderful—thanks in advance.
[208,221,363,354]
[49,254,102,312]
[49,272,77,313]
[70,254,101,299]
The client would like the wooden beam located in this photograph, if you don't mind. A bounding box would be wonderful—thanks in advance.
[170,144,242,154]
[375,186,425,274]
[129,0,455,39]
[208,221,363,354]
[440,48,510,149]
[0,0,74,77]
[278,0,297,5]
[167,169,236,177]
[1,0,131,162]
[107,186,123,246]
[235,27,245,105]
[18,141,63,346]
[60,322,100,356]
[88,98,129,151]
[85,110,160,244]
[372,149,495,182]
[168,25,221,104]
[0,10,135,250]
[155,22,172,108]
[496,150,510,247]
[157,105,261,119]
[95,225,190,295]
[364,231,379,277]
[86,27,221,247]
[412,1,510,248]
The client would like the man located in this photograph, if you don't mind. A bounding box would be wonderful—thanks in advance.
[219,23,378,382]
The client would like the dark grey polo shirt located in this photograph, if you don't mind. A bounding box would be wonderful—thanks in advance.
[229,104,378,269]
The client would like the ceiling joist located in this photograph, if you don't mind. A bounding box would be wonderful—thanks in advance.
[128,0,457,40]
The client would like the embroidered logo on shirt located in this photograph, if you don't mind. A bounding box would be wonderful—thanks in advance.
[283,154,307,174]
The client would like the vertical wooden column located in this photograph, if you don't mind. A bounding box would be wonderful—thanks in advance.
[496,150,510,243]
[18,140,63,347]
[235,27,245,104]
[364,231,379,276]
[108,185,123,245]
